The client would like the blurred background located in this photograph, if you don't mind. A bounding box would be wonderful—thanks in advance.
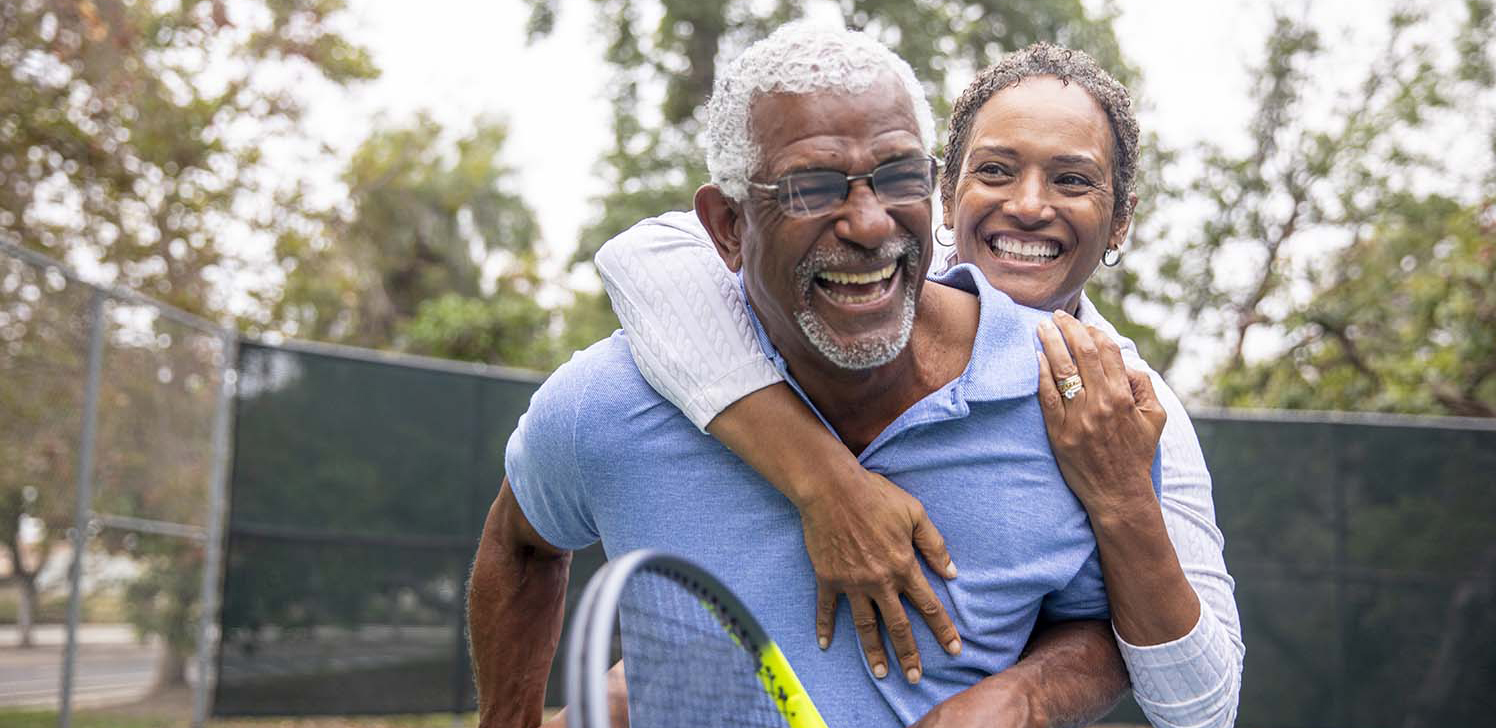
[1,0,1492,727]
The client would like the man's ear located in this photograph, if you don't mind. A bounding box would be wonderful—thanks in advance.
[1107,192,1138,253]
[695,184,746,272]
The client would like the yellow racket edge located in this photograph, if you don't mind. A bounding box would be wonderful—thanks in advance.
[756,641,830,728]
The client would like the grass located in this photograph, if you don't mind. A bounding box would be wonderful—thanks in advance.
[0,709,169,728]
[0,708,476,728]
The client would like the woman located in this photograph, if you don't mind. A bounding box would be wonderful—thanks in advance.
[593,43,1242,728]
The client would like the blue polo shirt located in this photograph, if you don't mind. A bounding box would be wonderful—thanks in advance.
[506,264,1155,725]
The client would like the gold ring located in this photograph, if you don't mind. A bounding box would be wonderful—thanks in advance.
[1057,374,1084,400]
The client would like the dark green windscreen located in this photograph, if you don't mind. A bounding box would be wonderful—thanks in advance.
[215,342,560,715]
[1104,415,1496,728]
[218,341,1496,724]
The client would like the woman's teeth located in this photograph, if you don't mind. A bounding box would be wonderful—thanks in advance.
[989,236,1061,261]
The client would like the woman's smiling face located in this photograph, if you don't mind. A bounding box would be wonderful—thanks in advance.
[946,75,1131,313]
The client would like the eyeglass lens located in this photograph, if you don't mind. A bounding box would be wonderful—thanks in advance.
[780,157,935,216]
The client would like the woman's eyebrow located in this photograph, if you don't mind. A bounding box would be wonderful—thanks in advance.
[1052,153,1104,173]
[968,144,1019,157]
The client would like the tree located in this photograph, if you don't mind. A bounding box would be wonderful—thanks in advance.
[0,0,376,316]
[273,112,620,371]
[273,114,542,352]
[0,255,88,647]
[1125,1,1496,416]
[1216,193,1495,415]
[0,0,375,674]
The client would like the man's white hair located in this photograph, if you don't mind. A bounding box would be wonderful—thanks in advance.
[706,21,936,201]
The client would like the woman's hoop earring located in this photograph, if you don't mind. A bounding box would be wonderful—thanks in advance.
[935,226,955,246]
[1102,247,1123,267]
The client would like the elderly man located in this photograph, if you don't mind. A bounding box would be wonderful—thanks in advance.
[469,22,1151,728]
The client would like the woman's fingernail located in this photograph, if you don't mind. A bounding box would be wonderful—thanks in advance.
[819,637,829,650]
[907,667,921,683]
[947,638,962,654]
[946,562,958,578]
[873,663,888,678]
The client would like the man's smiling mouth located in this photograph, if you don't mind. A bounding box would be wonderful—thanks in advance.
[814,262,898,304]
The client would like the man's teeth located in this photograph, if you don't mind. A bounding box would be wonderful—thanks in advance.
[990,236,1061,260]
[817,263,896,285]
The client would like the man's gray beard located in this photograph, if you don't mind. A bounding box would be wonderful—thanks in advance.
[793,235,921,370]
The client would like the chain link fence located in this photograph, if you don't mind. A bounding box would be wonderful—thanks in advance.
[1,238,233,727]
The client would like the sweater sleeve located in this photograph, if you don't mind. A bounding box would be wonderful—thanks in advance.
[1076,294,1245,728]
[593,211,785,431]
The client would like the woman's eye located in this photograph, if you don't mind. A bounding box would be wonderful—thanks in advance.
[975,162,1011,177]
[1057,173,1094,187]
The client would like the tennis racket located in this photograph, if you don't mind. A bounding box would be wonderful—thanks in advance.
[565,549,828,728]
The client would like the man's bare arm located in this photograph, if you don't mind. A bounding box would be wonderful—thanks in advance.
[469,477,572,728]
[913,619,1129,728]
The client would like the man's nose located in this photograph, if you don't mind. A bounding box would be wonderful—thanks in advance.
[1003,171,1055,226]
[833,179,897,248]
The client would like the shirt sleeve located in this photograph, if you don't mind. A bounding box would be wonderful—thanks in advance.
[1039,551,1112,622]
[503,356,600,552]
[1076,294,1245,728]
[593,211,785,432]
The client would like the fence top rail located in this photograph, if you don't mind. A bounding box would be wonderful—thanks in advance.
[1,236,229,338]
[245,335,549,384]
[1190,405,1496,432]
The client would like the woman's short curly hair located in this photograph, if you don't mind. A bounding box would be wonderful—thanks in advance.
[941,43,1139,221]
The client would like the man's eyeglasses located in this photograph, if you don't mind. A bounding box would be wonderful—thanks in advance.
[748,155,940,218]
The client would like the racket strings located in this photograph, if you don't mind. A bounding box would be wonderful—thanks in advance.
[618,570,789,728]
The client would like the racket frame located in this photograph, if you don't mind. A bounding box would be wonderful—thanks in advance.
[564,549,827,728]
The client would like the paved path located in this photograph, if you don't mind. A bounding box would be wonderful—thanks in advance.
[0,624,163,708]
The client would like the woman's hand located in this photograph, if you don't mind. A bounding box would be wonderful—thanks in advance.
[797,466,963,684]
[1035,311,1200,646]
[1034,311,1166,515]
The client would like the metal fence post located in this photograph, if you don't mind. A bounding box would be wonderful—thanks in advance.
[191,332,238,728]
[58,289,106,728]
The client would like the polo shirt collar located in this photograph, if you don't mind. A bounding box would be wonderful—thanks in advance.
[739,263,1039,410]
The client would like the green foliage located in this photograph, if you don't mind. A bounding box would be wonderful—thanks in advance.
[1143,3,1496,416]
[274,114,540,349]
[0,0,377,317]
[122,539,203,685]
[1216,196,1496,416]
[400,267,557,371]
[556,289,624,357]
[270,112,617,368]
